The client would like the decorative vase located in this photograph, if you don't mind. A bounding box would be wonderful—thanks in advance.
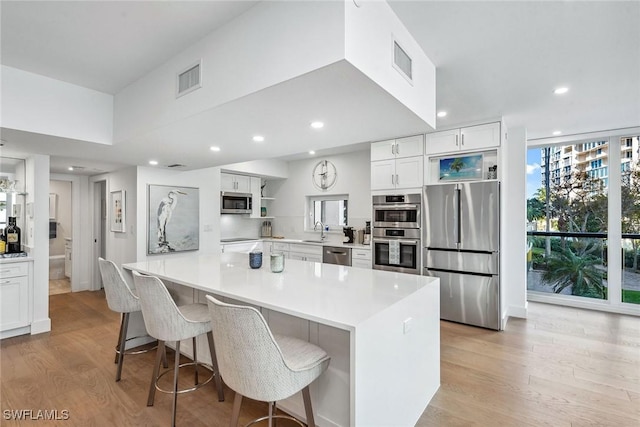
[270,253,284,273]
[249,251,263,269]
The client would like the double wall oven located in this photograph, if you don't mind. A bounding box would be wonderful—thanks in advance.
[372,194,421,275]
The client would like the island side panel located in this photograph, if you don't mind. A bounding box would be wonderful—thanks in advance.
[353,281,440,426]
[266,310,351,427]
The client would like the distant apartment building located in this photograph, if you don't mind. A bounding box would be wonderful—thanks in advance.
[541,136,639,190]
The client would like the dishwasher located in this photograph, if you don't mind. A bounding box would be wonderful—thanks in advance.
[322,246,352,266]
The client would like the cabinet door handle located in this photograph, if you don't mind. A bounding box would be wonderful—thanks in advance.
[391,175,395,185]
[461,134,465,146]
[391,143,395,155]
[395,143,399,155]
[455,135,459,146]
[395,174,399,185]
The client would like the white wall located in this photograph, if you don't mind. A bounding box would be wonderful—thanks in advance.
[269,150,371,238]
[1,66,113,144]
[114,1,345,143]
[135,166,221,261]
[501,126,528,322]
[102,167,139,270]
[25,154,51,335]
[344,0,436,128]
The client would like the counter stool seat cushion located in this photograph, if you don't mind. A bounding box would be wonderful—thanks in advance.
[206,294,330,422]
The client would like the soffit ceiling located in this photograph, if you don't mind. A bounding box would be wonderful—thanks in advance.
[1,1,639,175]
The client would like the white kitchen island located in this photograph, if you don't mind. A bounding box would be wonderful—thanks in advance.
[123,253,440,427]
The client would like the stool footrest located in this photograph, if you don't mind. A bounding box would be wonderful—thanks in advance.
[115,337,158,356]
[155,362,215,395]
[245,414,306,427]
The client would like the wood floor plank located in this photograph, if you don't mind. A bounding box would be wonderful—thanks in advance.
[2,291,639,427]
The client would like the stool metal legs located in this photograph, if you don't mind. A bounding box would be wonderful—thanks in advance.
[114,312,166,382]
[147,335,225,426]
[115,313,130,382]
[231,388,312,427]
[206,331,225,402]
[172,340,181,427]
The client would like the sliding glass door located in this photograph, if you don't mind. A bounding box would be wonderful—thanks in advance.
[526,131,640,313]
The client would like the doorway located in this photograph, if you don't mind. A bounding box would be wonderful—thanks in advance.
[49,179,72,295]
[93,180,107,290]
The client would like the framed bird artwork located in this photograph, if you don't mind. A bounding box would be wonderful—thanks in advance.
[147,184,199,254]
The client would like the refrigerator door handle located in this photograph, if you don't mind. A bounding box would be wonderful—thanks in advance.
[454,188,461,247]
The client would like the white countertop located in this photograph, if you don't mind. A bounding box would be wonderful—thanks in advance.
[0,256,33,264]
[222,237,371,250]
[123,252,436,331]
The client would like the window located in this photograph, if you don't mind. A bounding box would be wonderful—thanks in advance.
[308,195,348,230]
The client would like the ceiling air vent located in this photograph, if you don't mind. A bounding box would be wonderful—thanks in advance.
[167,164,186,168]
[393,39,412,83]
[176,60,202,98]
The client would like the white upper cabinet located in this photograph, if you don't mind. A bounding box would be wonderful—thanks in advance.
[371,139,396,161]
[371,135,424,161]
[425,122,500,155]
[371,135,424,190]
[221,173,251,193]
[371,156,423,190]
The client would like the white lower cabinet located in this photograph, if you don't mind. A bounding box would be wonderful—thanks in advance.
[0,261,31,336]
[351,248,372,269]
[271,242,290,259]
[221,241,263,254]
[289,244,323,263]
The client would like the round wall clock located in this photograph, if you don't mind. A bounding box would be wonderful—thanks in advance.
[312,160,337,190]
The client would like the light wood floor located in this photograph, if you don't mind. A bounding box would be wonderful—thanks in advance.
[49,278,71,295]
[1,292,638,426]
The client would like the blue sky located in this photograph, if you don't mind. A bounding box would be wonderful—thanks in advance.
[526,148,542,199]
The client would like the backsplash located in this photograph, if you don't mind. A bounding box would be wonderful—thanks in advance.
[219,215,262,240]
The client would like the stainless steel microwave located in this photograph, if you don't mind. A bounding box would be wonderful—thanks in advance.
[220,192,252,214]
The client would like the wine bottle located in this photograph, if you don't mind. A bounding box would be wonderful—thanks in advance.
[6,217,21,253]
[0,228,5,254]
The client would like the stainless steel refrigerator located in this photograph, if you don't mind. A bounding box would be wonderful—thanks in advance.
[423,181,500,330]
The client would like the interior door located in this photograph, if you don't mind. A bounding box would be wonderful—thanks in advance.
[424,184,457,249]
[458,181,499,251]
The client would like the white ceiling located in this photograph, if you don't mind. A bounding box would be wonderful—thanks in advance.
[1,1,639,175]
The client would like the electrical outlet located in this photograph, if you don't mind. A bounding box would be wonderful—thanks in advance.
[403,317,413,334]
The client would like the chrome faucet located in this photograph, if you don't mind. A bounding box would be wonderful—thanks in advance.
[314,221,326,240]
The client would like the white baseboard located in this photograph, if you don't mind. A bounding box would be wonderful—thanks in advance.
[30,318,52,335]
[507,303,528,319]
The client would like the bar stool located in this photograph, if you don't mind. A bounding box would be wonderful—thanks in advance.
[132,271,225,427]
[205,294,330,427]
[98,257,163,382]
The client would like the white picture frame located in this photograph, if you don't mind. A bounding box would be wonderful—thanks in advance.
[110,190,126,233]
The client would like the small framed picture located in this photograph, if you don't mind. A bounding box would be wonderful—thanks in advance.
[110,190,126,233]
[439,154,484,181]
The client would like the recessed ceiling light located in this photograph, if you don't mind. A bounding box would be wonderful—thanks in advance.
[210,146,221,152]
[437,111,447,118]
[309,150,316,155]
[68,167,74,171]
[554,87,569,95]
[552,130,562,136]
[310,121,324,129]
[252,135,265,142]
[149,160,158,166]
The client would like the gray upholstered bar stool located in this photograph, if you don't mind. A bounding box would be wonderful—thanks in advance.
[132,271,225,427]
[98,257,163,382]
[206,294,330,427]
